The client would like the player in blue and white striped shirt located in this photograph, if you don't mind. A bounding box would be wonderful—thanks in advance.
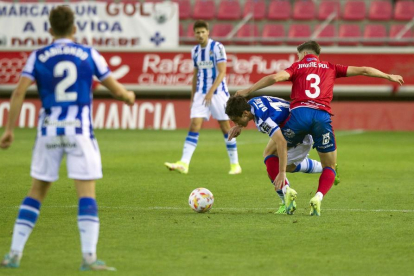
[165,20,241,175]
[0,6,135,271]
[225,96,328,215]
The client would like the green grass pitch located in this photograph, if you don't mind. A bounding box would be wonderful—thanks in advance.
[0,128,413,276]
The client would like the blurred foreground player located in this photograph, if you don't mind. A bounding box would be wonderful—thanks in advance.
[0,6,135,270]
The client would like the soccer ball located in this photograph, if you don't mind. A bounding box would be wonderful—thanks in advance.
[188,188,214,213]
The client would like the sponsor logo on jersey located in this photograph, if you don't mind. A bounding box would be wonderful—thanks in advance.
[43,117,81,128]
[197,60,214,69]
[260,122,271,134]
[46,142,77,149]
[283,129,295,139]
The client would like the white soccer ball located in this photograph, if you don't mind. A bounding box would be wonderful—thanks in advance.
[188,188,214,213]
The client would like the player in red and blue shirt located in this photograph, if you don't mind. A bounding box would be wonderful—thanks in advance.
[236,41,404,216]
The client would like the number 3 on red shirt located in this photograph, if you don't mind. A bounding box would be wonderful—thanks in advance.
[305,74,320,99]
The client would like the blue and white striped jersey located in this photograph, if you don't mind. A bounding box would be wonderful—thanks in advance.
[248,96,290,137]
[22,38,111,138]
[192,39,229,95]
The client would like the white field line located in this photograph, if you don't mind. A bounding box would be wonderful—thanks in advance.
[4,206,414,213]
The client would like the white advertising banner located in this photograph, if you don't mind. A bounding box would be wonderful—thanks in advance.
[0,1,178,48]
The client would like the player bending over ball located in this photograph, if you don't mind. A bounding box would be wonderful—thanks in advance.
[226,95,339,215]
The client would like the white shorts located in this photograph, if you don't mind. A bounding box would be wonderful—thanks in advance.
[287,135,313,166]
[31,135,102,182]
[190,91,230,121]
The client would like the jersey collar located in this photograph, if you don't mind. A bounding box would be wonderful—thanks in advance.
[53,38,74,45]
[302,54,319,63]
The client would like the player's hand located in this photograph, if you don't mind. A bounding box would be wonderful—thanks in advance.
[124,91,135,106]
[389,74,404,85]
[273,172,286,190]
[203,93,213,107]
[228,125,242,140]
[235,89,250,97]
[0,131,14,149]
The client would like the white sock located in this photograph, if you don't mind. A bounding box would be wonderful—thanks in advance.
[11,197,41,254]
[223,134,239,164]
[78,198,100,263]
[180,132,199,164]
[276,190,285,203]
[316,192,324,201]
[294,158,322,173]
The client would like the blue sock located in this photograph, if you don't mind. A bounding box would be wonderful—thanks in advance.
[223,133,239,164]
[293,158,322,173]
[78,197,99,261]
[181,131,199,164]
[11,197,41,253]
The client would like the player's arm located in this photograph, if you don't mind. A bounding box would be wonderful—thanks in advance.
[191,68,198,104]
[236,70,291,97]
[346,66,404,85]
[100,76,135,106]
[203,62,226,106]
[0,76,32,149]
[228,125,243,140]
[270,129,287,190]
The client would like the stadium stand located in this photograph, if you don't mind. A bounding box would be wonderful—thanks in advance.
[192,0,216,20]
[172,0,192,20]
[287,24,312,45]
[211,23,233,43]
[267,0,291,20]
[243,0,267,20]
[292,0,316,20]
[338,24,361,46]
[217,0,242,20]
[368,0,392,21]
[6,0,411,46]
[261,24,285,45]
[318,1,341,20]
[363,24,387,46]
[314,24,336,46]
[389,24,412,46]
[234,24,260,45]
[393,0,414,21]
[342,1,366,21]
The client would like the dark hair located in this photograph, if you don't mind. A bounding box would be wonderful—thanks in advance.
[193,20,209,31]
[225,96,250,118]
[297,41,321,55]
[49,6,74,36]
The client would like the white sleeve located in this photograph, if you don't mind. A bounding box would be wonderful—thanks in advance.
[21,51,37,80]
[91,48,111,81]
[214,43,227,63]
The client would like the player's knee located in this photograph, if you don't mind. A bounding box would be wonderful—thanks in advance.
[286,164,297,172]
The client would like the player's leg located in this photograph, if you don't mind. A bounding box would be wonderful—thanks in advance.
[165,92,208,174]
[68,136,114,271]
[2,136,62,268]
[1,179,52,268]
[74,180,113,271]
[218,120,241,174]
[212,91,241,174]
[164,117,203,174]
[309,110,338,216]
[287,135,323,174]
[263,139,297,215]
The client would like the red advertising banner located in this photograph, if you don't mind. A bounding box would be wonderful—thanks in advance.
[1,51,414,93]
[1,99,413,131]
